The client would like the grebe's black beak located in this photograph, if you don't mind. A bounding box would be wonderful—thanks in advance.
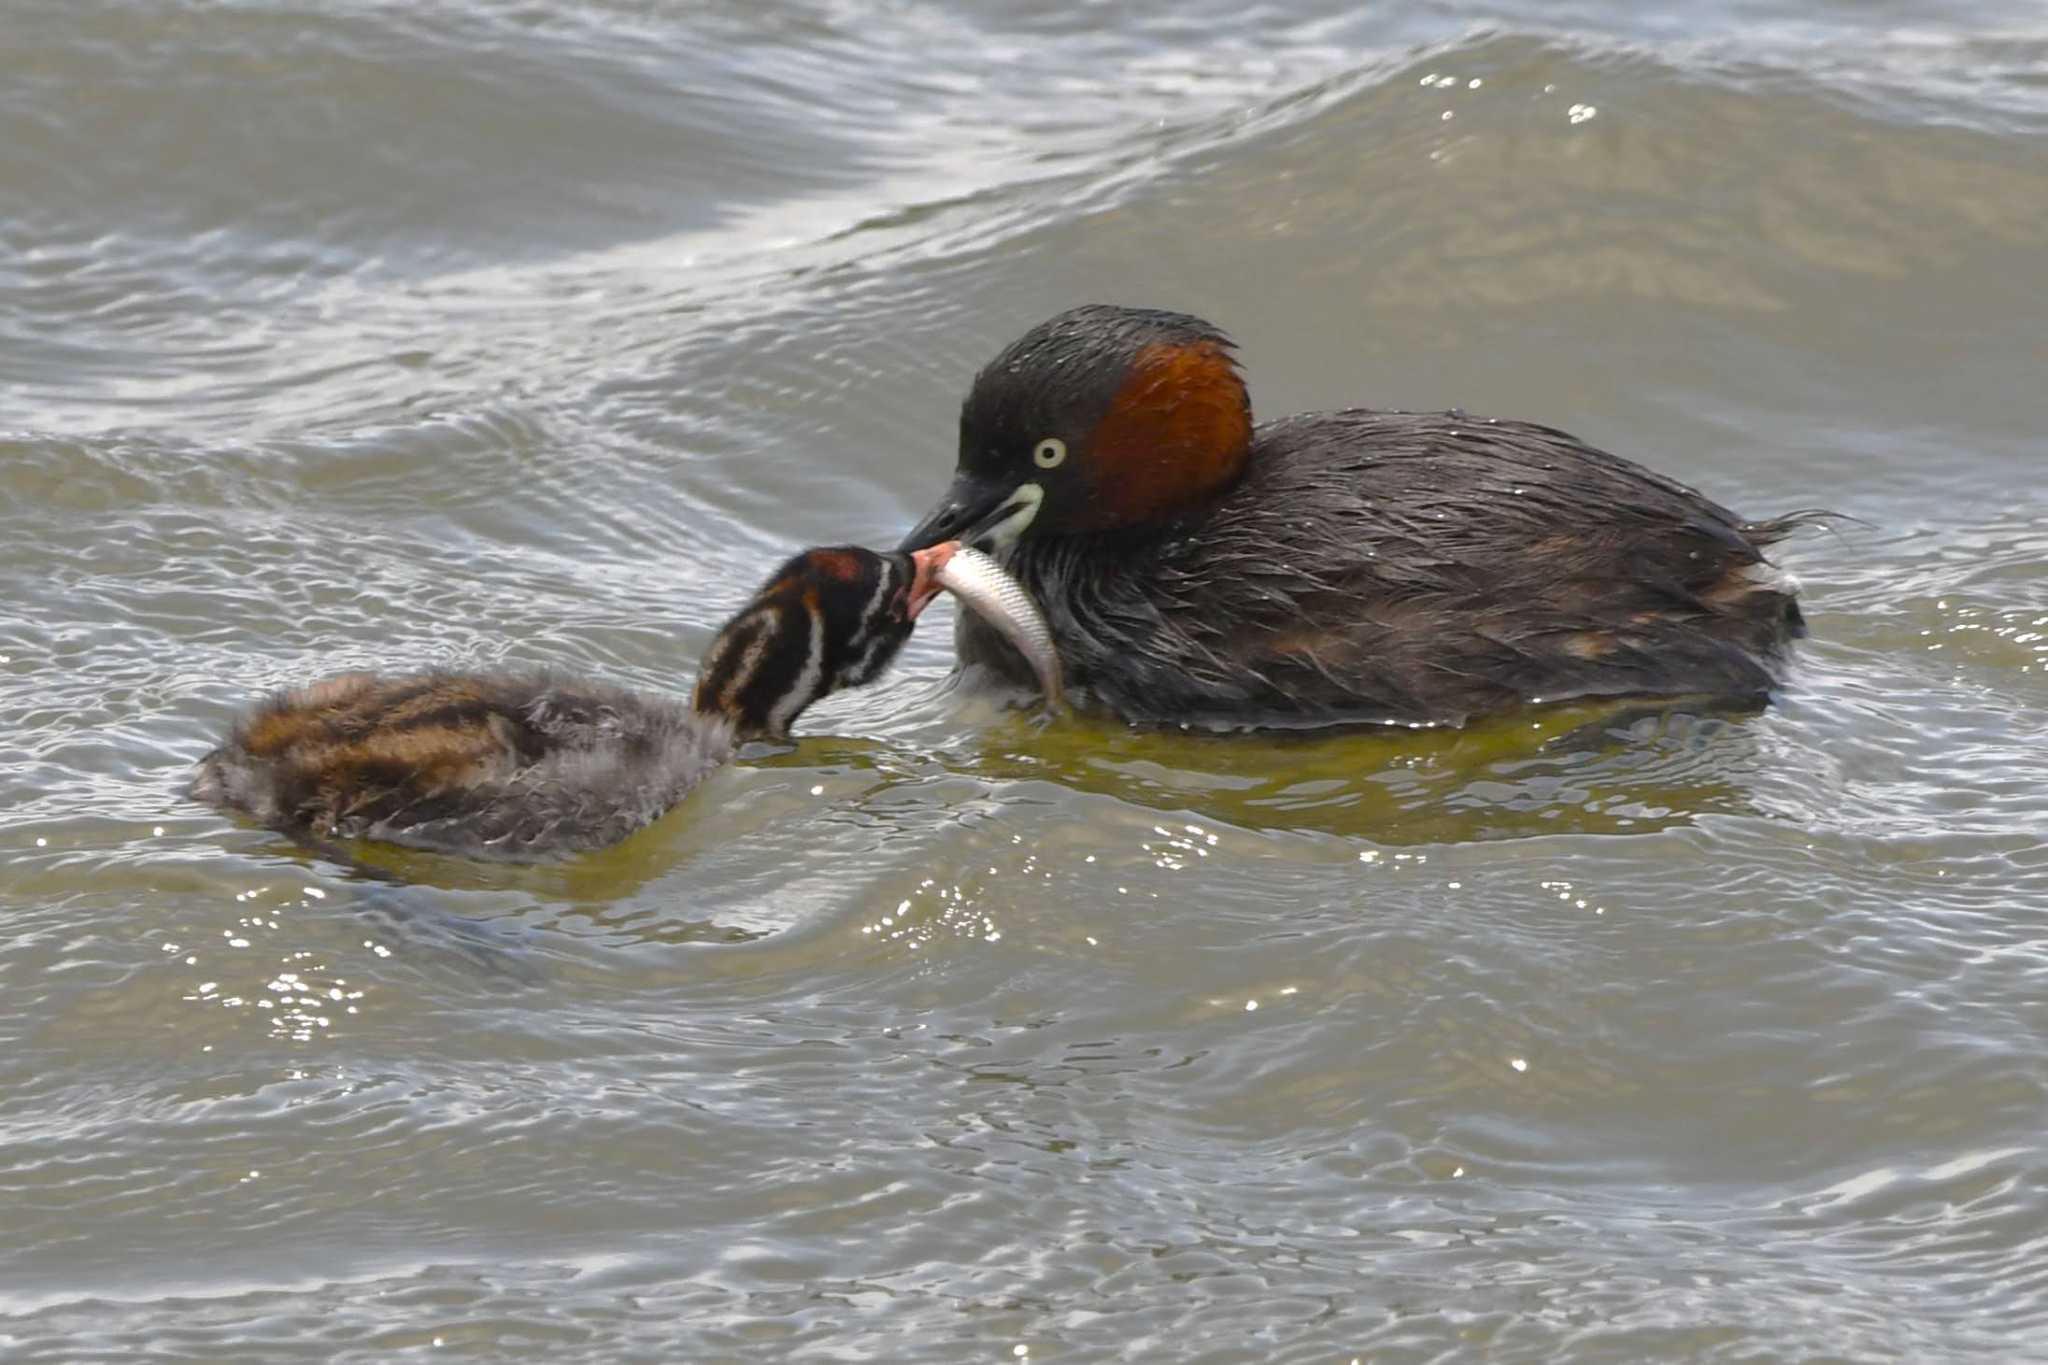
[899,473,1041,555]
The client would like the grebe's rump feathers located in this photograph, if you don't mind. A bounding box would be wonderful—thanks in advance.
[192,671,737,861]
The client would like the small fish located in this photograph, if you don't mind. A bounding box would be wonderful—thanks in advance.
[936,544,1065,709]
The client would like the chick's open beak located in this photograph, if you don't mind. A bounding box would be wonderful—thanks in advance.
[905,541,957,619]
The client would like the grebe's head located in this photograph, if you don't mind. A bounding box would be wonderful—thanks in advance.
[900,305,1252,554]
[691,543,953,739]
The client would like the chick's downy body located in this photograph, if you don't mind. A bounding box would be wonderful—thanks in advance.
[191,672,739,859]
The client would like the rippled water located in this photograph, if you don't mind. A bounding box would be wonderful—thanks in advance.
[5,1,2048,1359]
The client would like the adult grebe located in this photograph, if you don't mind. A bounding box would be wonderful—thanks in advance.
[902,304,1821,728]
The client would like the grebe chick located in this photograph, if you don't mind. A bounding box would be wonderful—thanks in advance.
[192,544,954,861]
[902,304,1826,728]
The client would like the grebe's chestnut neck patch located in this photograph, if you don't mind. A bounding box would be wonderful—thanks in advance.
[1082,336,1251,532]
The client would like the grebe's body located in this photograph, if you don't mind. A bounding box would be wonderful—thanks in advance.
[192,545,952,861]
[902,306,1820,728]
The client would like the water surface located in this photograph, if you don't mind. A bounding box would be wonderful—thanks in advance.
[4,1,2047,1359]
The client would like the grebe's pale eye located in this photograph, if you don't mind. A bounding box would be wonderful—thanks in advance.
[1032,437,1067,469]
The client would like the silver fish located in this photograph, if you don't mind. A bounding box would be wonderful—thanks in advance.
[936,545,1065,709]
